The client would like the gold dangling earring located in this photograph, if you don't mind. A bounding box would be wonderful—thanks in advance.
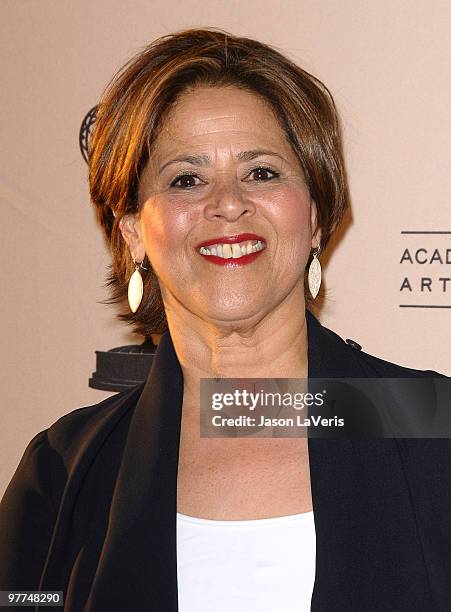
[128,257,148,313]
[308,245,322,299]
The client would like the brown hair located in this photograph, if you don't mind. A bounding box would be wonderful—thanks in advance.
[89,27,350,337]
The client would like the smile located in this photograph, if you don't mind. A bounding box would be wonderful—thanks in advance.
[196,234,267,267]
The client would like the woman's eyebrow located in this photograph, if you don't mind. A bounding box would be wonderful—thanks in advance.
[159,149,286,172]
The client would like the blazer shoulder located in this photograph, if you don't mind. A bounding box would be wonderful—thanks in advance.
[46,382,145,458]
[316,314,447,379]
[342,336,447,379]
[359,351,446,378]
[0,383,146,535]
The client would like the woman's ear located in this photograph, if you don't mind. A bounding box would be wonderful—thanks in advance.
[310,200,322,248]
[119,214,146,262]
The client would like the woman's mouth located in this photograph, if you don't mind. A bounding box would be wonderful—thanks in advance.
[196,234,267,266]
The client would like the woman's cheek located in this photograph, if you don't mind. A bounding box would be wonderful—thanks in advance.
[259,186,312,233]
[140,200,186,250]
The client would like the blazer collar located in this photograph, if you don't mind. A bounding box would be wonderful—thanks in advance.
[85,309,424,610]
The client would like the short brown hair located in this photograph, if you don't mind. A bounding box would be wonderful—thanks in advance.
[89,27,350,337]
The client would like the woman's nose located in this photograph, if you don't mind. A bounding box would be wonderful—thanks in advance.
[203,182,256,222]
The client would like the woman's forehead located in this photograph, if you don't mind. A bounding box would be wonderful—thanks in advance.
[153,86,295,162]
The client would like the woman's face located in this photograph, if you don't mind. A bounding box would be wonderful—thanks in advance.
[123,85,320,325]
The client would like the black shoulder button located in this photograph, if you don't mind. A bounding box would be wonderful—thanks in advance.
[345,338,362,350]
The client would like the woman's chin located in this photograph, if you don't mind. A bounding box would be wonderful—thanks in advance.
[196,302,270,326]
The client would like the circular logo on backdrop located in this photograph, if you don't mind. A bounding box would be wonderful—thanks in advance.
[399,230,451,309]
[79,106,97,163]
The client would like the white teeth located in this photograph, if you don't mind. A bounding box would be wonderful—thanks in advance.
[232,243,242,258]
[199,239,265,259]
[222,244,233,259]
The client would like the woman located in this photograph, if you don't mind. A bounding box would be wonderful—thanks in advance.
[0,28,449,612]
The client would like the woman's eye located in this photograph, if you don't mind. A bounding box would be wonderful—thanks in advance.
[248,167,280,181]
[170,174,203,189]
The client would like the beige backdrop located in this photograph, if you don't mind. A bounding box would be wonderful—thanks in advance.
[1,0,450,496]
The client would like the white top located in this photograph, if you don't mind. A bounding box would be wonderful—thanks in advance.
[176,510,316,611]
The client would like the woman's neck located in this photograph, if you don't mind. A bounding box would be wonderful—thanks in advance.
[163,289,309,405]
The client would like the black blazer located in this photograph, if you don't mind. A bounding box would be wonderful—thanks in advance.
[0,310,449,611]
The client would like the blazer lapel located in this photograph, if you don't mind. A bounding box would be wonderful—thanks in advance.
[306,311,433,609]
[85,329,184,611]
